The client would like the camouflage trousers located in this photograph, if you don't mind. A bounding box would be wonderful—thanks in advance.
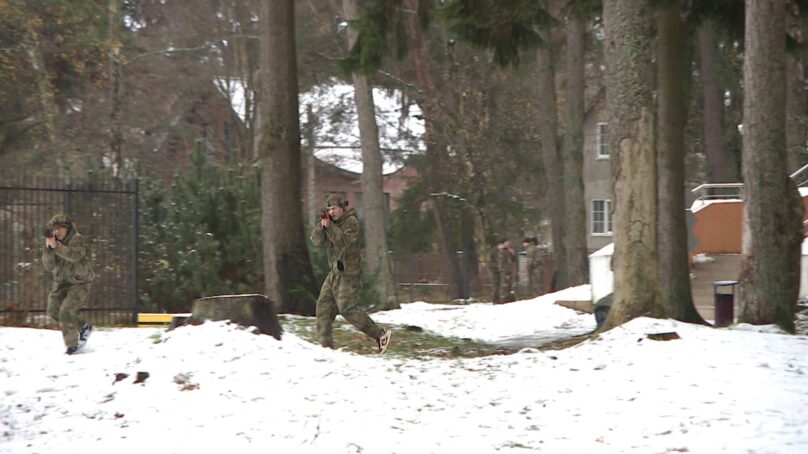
[47,283,90,347]
[489,270,501,303]
[497,275,514,304]
[527,268,545,296]
[316,273,383,348]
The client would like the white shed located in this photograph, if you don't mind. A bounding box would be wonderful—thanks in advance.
[589,243,614,304]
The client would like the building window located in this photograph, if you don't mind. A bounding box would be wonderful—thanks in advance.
[596,122,609,158]
[591,199,613,235]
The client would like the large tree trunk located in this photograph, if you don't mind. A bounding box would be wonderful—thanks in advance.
[655,3,705,324]
[601,0,661,330]
[403,0,464,299]
[562,11,589,286]
[257,0,317,315]
[698,21,737,183]
[785,13,806,175]
[535,30,567,288]
[342,0,398,310]
[738,0,803,332]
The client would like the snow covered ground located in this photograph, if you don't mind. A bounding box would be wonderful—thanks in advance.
[2,287,807,454]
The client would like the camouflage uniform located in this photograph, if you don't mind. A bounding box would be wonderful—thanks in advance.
[497,244,516,304]
[487,245,500,303]
[310,197,384,348]
[524,242,544,296]
[42,214,95,348]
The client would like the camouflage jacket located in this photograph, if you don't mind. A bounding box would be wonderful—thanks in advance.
[524,244,540,272]
[498,247,515,280]
[42,216,95,285]
[310,208,361,276]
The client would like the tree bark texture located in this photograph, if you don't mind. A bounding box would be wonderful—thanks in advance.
[785,50,806,174]
[655,4,705,324]
[562,11,589,287]
[404,0,464,299]
[535,33,567,287]
[738,0,803,332]
[257,0,317,315]
[601,0,661,330]
[343,0,398,309]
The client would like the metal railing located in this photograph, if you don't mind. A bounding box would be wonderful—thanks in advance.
[691,183,745,202]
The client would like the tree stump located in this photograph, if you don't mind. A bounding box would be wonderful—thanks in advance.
[189,294,282,340]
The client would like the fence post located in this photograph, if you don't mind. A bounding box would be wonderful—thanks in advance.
[131,179,140,325]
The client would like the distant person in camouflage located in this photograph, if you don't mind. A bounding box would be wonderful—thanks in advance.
[42,214,95,354]
[310,194,392,353]
[522,237,544,297]
[487,243,501,304]
[497,238,516,304]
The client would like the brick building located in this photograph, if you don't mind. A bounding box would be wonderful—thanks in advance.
[301,153,417,226]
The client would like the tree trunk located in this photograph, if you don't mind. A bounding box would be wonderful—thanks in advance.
[655,3,705,324]
[698,21,737,183]
[738,0,803,332]
[562,11,589,286]
[303,104,318,227]
[343,0,398,309]
[257,0,317,315]
[109,0,124,177]
[403,0,464,299]
[601,0,661,330]
[24,28,64,173]
[785,44,806,173]
[535,30,567,288]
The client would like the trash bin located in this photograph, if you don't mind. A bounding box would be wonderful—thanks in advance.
[712,280,738,327]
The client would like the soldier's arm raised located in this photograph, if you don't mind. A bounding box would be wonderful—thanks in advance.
[326,215,358,249]
[310,223,325,246]
[53,235,87,263]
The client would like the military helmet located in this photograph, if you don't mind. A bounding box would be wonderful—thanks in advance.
[48,213,73,228]
[325,193,349,208]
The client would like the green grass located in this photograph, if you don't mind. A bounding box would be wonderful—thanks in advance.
[279,315,590,359]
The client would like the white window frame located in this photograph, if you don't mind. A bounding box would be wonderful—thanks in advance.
[591,199,613,235]
[596,122,609,158]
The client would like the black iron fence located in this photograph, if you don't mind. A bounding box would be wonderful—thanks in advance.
[0,175,138,327]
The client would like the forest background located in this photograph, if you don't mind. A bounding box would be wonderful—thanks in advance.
[0,0,804,332]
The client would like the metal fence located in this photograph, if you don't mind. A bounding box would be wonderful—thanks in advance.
[390,251,556,302]
[0,175,138,327]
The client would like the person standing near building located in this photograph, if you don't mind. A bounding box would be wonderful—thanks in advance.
[522,237,544,297]
[310,193,392,353]
[42,214,95,354]
[497,238,516,304]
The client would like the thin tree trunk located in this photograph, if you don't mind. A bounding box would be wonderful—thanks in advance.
[738,0,803,332]
[601,0,661,330]
[698,21,736,183]
[655,3,705,324]
[109,0,124,177]
[303,104,318,227]
[343,0,398,309]
[24,29,64,173]
[257,0,317,315]
[562,11,589,286]
[535,30,567,288]
[403,0,464,299]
